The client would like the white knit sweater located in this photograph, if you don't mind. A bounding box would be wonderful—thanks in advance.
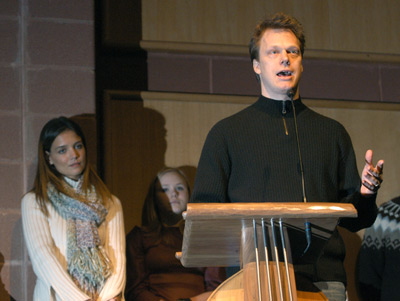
[21,190,126,301]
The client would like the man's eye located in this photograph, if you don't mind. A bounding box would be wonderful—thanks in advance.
[267,50,279,57]
[58,149,66,154]
[76,143,83,149]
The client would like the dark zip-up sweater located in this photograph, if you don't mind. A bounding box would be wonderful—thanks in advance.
[191,95,377,287]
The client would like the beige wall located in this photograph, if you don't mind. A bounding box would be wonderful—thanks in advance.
[141,0,400,61]
[0,0,95,299]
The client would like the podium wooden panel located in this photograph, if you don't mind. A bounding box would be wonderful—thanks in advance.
[179,202,357,268]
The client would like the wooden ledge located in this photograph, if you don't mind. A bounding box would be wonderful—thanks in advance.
[105,90,400,111]
[140,40,400,63]
[183,202,357,220]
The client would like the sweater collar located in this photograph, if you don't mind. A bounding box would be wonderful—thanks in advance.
[64,175,83,191]
[253,95,307,117]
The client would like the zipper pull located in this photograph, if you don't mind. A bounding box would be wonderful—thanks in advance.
[282,117,289,135]
[282,101,287,115]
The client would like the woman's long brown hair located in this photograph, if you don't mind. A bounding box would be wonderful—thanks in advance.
[31,116,111,215]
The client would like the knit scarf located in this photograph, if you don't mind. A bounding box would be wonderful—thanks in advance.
[47,177,112,298]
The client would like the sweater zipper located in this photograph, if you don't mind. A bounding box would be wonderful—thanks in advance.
[282,101,289,135]
[282,117,288,135]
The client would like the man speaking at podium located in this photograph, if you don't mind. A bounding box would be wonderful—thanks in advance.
[190,13,384,301]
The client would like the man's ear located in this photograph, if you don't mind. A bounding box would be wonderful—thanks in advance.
[253,59,261,74]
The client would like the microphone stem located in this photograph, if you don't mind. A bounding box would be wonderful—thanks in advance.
[288,91,311,256]
[289,94,307,203]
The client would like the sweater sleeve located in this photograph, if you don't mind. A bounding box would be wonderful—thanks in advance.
[98,196,126,301]
[338,192,378,232]
[21,193,90,300]
[203,267,226,291]
[191,125,231,203]
[125,227,160,301]
[335,127,378,232]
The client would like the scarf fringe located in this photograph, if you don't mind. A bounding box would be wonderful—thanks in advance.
[48,180,111,297]
[68,246,112,296]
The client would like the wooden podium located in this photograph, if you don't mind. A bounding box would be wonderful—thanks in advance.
[177,202,357,301]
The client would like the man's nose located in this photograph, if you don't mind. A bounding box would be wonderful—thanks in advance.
[280,50,290,66]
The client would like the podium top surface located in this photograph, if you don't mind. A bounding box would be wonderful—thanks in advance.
[183,202,357,220]
[179,202,357,267]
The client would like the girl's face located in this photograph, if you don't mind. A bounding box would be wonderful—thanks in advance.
[46,130,86,180]
[156,171,189,216]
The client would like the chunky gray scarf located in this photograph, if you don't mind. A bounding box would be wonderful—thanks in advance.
[47,178,112,298]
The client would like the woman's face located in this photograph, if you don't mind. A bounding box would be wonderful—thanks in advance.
[156,171,189,216]
[46,130,86,180]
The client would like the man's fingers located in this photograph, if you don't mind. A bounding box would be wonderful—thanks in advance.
[377,160,384,173]
[364,149,373,165]
[362,150,384,194]
[362,180,380,192]
[364,150,384,176]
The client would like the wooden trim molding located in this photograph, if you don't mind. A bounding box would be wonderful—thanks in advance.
[140,40,400,64]
[105,90,400,111]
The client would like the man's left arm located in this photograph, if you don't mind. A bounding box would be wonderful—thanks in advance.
[339,149,384,232]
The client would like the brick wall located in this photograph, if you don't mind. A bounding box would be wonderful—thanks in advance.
[0,1,95,299]
[147,52,400,103]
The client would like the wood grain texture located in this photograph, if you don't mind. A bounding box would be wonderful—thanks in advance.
[183,202,357,220]
[180,202,356,267]
[208,269,328,300]
[141,0,400,60]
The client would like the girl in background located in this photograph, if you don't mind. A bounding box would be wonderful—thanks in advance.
[125,167,225,301]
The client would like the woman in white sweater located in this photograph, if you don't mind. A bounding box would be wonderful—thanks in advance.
[21,116,125,301]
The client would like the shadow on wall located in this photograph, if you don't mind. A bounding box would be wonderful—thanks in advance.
[101,94,201,232]
[10,218,28,301]
[338,227,362,301]
[1,252,16,301]
[101,98,169,232]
